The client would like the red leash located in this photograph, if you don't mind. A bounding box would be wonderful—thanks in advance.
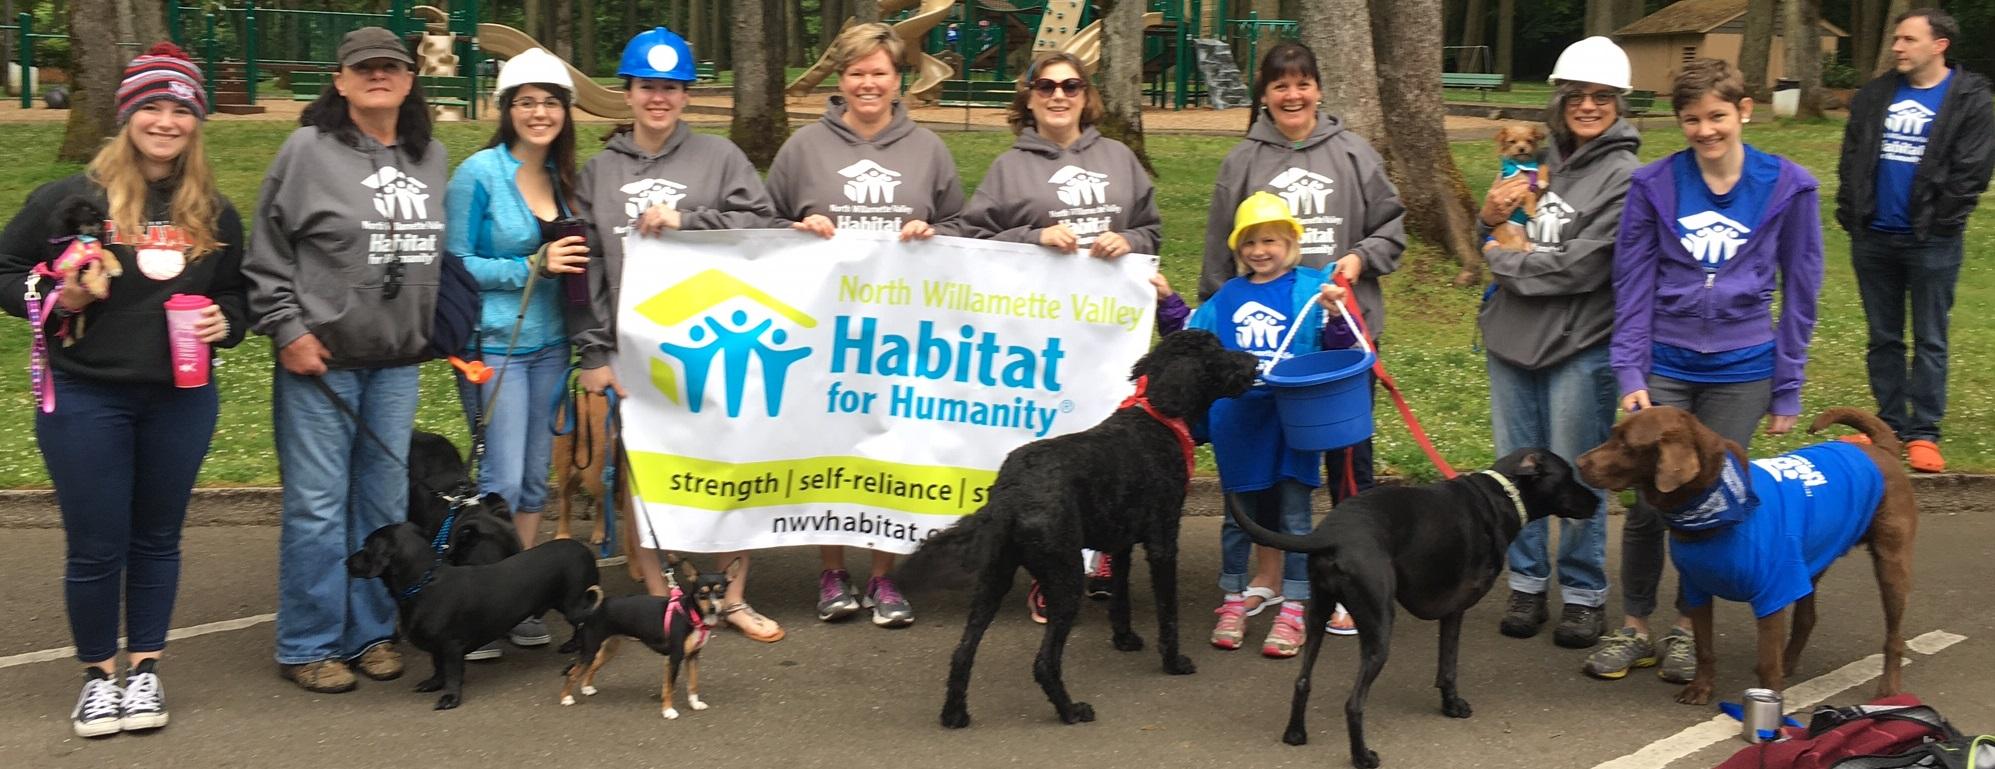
[1120,375,1196,491]
[1332,274,1458,480]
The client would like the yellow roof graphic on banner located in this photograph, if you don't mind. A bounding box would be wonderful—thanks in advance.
[634,268,817,329]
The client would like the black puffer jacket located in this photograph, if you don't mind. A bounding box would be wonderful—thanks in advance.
[1835,65,1995,240]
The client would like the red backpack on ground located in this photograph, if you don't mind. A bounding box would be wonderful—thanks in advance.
[1715,695,1954,769]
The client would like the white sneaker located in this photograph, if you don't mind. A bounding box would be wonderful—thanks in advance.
[71,668,123,738]
[119,660,168,732]
[465,640,503,661]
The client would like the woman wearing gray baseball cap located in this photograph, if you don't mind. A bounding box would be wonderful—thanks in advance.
[243,26,449,695]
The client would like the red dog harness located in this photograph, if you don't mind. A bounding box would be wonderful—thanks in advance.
[1120,375,1194,491]
[666,585,710,650]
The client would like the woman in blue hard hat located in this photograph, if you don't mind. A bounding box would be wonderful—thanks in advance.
[568,27,787,643]
[444,47,591,658]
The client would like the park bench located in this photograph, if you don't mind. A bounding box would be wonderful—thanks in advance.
[1625,88,1657,115]
[937,79,1016,108]
[1441,71,1507,100]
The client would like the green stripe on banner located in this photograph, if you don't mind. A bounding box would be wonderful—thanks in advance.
[629,451,998,516]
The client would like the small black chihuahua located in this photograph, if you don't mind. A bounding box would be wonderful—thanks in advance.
[560,555,740,719]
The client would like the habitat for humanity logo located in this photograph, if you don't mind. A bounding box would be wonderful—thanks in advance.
[1049,165,1110,206]
[1884,99,1936,135]
[1268,167,1335,216]
[635,269,816,418]
[362,166,430,219]
[1677,210,1751,266]
[839,159,902,204]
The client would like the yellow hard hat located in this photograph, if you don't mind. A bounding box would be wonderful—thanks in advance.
[1229,191,1304,250]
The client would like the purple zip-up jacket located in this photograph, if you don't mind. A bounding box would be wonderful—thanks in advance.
[1611,151,1823,416]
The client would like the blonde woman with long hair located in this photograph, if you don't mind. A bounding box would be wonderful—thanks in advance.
[0,42,247,738]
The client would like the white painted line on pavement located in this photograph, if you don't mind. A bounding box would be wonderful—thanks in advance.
[1590,629,1966,769]
[0,613,276,671]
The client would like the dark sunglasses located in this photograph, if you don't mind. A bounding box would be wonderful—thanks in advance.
[383,258,405,300]
[1031,78,1088,97]
[1562,91,1618,107]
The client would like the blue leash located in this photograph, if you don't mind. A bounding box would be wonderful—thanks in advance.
[598,390,622,560]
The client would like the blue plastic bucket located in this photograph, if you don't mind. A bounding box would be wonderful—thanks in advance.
[1264,348,1376,451]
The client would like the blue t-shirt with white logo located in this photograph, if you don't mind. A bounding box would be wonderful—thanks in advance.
[1657,145,1780,381]
[1872,72,1953,232]
[1202,271,1322,492]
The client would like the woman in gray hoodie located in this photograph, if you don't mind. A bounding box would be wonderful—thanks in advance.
[1475,36,1642,651]
[766,23,966,630]
[569,27,785,643]
[959,51,1162,619]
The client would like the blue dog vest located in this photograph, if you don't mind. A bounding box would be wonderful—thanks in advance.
[1668,443,1885,618]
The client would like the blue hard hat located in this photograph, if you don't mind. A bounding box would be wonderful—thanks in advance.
[618,27,696,82]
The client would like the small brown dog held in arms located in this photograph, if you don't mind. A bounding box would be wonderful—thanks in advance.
[1577,407,1916,706]
[1489,124,1549,255]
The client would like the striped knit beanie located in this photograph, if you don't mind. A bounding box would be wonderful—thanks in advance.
[116,42,207,123]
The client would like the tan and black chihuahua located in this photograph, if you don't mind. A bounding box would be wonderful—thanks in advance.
[560,555,740,719]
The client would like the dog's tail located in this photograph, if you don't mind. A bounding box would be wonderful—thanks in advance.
[893,507,1002,591]
[1227,501,1338,554]
[1809,408,1903,456]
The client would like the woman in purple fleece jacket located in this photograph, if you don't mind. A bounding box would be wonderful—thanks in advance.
[1584,59,1824,683]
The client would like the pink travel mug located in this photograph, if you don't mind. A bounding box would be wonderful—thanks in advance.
[163,293,213,388]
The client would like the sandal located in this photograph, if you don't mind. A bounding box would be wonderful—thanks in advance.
[1325,603,1357,636]
[721,602,786,643]
[1241,585,1285,617]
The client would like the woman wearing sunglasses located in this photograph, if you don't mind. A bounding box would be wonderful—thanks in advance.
[243,27,448,695]
[960,52,1161,260]
[1475,36,1642,651]
[960,51,1161,621]
[765,22,967,630]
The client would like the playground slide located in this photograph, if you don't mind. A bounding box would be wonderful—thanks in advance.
[1058,12,1165,77]
[477,22,632,119]
[785,0,957,104]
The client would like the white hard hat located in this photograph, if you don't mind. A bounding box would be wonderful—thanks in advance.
[496,47,576,93]
[1548,36,1631,92]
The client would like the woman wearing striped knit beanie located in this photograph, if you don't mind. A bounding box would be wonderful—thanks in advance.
[0,41,246,738]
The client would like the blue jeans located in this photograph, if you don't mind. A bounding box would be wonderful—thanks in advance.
[272,364,420,665]
[455,344,570,514]
[38,373,217,663]
[1487,345,1612,608]
[1218,480,1313,601]
[1852,230,1962,442]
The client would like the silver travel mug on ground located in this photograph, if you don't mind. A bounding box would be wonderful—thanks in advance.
[1741,688,1784,743]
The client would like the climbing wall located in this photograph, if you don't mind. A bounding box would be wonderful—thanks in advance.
[417,34,462,121]
[1033,0,1088,53]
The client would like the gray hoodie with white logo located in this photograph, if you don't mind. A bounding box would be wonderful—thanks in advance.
[244,126,448,368]
[766,98,965,235]
[958,126,1161,254]
[570,123,776,370]
[1198,115,1405,337]
[1476,118,1641,370]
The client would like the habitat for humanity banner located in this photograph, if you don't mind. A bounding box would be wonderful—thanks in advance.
[614,229,1157,553]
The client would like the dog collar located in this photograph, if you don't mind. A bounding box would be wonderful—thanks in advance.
[1475,470,1528,527]
[1120,375,1195,491]
[1660,453,1756,532]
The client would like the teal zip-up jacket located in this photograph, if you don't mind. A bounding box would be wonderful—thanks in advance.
[446,144,568,355]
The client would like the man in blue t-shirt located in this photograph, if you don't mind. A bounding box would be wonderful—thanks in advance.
[1835,8,1995,474]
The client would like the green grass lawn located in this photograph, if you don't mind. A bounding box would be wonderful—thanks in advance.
[0,119,1987,487]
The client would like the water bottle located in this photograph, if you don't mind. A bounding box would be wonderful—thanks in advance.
[163,293,213,388]
[552,217,592,308]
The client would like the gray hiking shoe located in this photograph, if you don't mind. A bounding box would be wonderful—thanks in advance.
[509,617,551,647]
[1657,627,1697,684]
[1582,627,1658,679]
[817,569,861,622]
[1498,590,1549,638]
[1554,603,1607,649]
[863,575,914,628]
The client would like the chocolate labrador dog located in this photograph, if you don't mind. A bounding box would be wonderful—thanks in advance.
[1576,406,1916,706]
[1228,448,1600,769]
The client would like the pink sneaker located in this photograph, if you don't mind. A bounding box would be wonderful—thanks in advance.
[1263,604,1306,658]
[1211,596,1247,650]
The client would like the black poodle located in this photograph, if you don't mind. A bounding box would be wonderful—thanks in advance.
[902,330,1260,729]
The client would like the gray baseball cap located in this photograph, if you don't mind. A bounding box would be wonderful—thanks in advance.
[338,27,414,68]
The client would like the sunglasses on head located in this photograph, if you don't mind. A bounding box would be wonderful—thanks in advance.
[1031,77,1088,97]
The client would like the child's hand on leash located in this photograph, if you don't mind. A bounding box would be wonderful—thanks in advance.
[1149,273,1174,299]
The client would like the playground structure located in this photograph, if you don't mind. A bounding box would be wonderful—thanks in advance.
[786,0,958,103]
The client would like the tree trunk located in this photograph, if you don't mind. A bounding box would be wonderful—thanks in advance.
[852,0,879,23]
[1737,0,1777,101]
[1455,0,1487,71]
[127,0,166,47]
[60,0,122,162]
[1094,0,1153,176]
[524,0,545,44]
[821,0,845,48]
[554,0,576,61]
[1850,0,1878,79]
[2,0,13,94]
[689,0,705,56]
[1370,0,1482,278]
[1783,0,1823,118]
[621,0,637,49]
[1873,0,1910,76]
[1300,0,1384,139]
[1495,0,1515,80]
[729,0,788,169]
[786,1,807,68]
[577,0,597,75]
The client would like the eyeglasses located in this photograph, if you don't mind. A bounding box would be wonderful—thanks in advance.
[1031,78,1088,97]
[510,97,564,112]
[383,258,404,300]
[1562,91,1619,107]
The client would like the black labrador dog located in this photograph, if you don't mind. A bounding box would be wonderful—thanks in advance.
[1228,448,1600,768]
[346,523,601,709]
[902,330,1259,728]
[408,430,520,567]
